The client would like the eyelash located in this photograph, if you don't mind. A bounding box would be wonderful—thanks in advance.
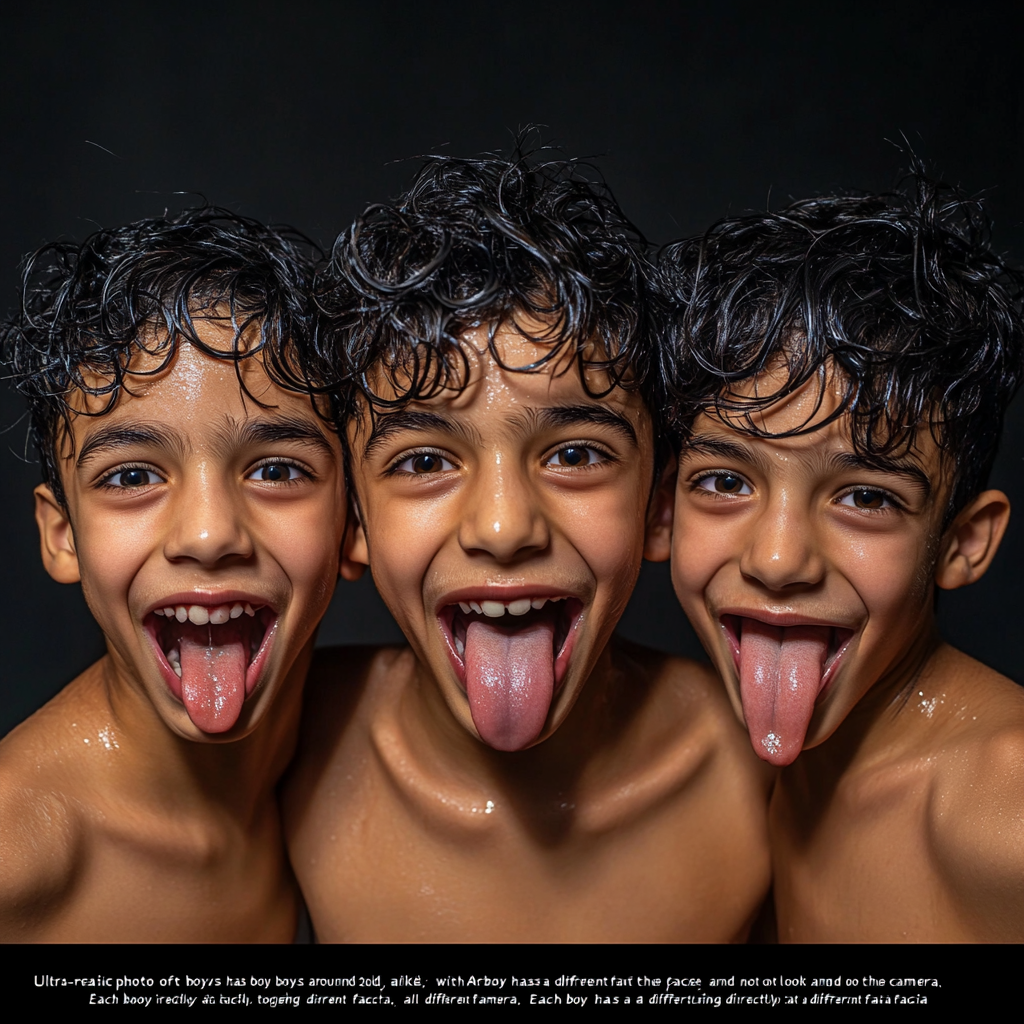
[834,486,905,513]
[386,449,459,476]
[543,443,616,470]
[689,470,907,515]
[97,464,163,490]
[690,470,752,496]
[246,458,314,484]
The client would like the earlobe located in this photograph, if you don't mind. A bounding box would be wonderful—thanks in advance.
[34,484,81,584]
[935,489,1010,591]
[339,512,369,582]
[643,461,677,563]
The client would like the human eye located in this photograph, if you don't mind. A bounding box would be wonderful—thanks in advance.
[692,471,752,496]
[389,450,457,475]
[246,460,311,484]
[836,487,901,511]
[99,465,164,489]
[543,444,612,469]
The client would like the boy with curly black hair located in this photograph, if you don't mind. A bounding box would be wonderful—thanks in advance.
[0,208,347,941]
[284,146,774,942]
[659,173,1024,941]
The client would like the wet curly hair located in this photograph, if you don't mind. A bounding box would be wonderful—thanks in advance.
[657,171,1024,520]
[3,206,326,508]
[313,139,654,428]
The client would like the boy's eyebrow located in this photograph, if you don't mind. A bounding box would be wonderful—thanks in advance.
[217,416,336,457]
[826,451,932,496]
[362,411,483,460]
[685,433,933,496]
[75,417,335,468]
[76,424,186,468]
[528,404,639,447]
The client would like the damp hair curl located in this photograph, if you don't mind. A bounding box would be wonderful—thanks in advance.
[657,171,1024,519]
[2,206,325,508]
[313,139,654,427]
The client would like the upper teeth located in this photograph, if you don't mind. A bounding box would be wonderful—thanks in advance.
[154,602,256,624]
[457,596,565,618]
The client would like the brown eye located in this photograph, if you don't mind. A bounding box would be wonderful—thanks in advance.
[394,452,456,474]
[844,489,888,509]
[695,473,751,495]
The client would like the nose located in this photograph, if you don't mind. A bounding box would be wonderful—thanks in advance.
[163,463,254,567]
[458,453,549,562]
[739,489,824,591]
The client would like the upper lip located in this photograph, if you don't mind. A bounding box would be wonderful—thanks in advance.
[143,590,279,618]
[434,584,584,614]
[715,606,859,632]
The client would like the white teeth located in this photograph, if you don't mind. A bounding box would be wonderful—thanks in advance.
[469,601,482,614]
[508,598,531,616]
[164,607,175,617]
[481,600,505,618]
[531,598,547,610]
[167,648,182,678]
[230,603,244,619]
[209,606,230,625]
[455,637,465,656]
[175,606,188,623]
[244,603,255,617]
[188,605,210,626]
[459,602,472,614]
[154,608,166,616]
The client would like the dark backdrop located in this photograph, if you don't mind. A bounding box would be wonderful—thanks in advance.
[2,2,1021,735]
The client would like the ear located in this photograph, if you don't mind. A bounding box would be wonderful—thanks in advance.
[934,489,1010,591]
[643,460,677,563]
[34,484,81,584]
[339,506,369,582]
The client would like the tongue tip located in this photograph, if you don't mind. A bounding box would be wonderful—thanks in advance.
[753,729,803,766]
[178,636,247,735]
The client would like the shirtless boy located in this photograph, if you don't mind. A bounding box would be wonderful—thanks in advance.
[284,149,773,943]
[659,174,1024,941]
[0,209,347,941]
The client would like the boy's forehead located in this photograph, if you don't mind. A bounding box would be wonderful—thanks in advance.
[66,338,327,450]
[694,370,944,484]
[355,322,649,443]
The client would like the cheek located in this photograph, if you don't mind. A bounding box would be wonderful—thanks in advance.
[834,529,936,619]
[669,506,732,608]
[565,490,646,592]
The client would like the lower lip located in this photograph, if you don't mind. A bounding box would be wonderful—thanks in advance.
[439,600,584,693]
[144,611,278,705]
[720,614,855,701]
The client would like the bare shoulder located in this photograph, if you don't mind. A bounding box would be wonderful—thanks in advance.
[609,638,774,787]
[923,648,1024,938]
[0,680,96,939]
[284,645,413,805]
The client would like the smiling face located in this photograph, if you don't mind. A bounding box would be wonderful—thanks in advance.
[672,371,963,766]
[35,324,346,741]
[346,323,660,751]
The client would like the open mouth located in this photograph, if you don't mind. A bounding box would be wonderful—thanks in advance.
[438,595,583,752]
[145,600,277,734]
[719,614,855,766]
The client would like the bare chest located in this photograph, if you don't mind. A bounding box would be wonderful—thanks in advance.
[771,763,972,942]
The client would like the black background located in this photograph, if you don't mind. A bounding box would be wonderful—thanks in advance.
[2,1,1022,735]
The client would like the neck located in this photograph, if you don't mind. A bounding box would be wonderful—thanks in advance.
[96,643,309,823]
[400,641,629,790]
[784,617,943,785]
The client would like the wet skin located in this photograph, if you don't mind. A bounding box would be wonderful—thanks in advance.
[670,373,1009,762]
[285,323,775,942]
[36,331,346,741]
[0,325,347,941]
[346,324,660,750]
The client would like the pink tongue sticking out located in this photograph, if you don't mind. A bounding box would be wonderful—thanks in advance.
[739,619,830,766]
[464,618,556,751]
[178,633,247,734]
